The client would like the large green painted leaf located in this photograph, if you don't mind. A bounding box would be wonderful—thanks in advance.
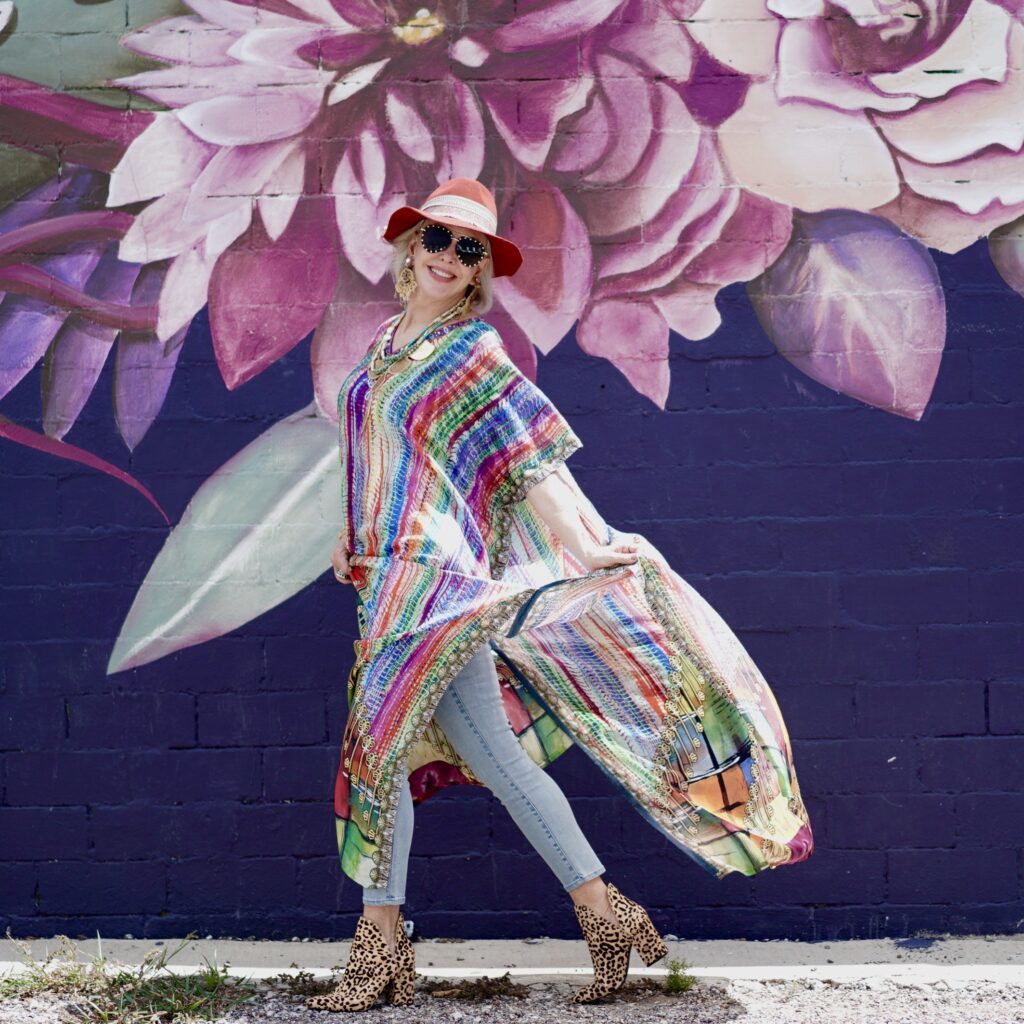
[108,400,341,673]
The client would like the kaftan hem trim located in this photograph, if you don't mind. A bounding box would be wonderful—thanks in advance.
[355,588,534,889]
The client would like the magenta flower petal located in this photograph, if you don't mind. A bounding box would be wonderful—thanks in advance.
[108,114,218,207]
[493,179,592,355]
[748,210,946,420]
[574,83,700,238]
[651,281,723,341]
[182,0,277,33]
[311,257,396,421]
[209,194,339,390]
[577,55,653,185]
[685,191,793,285]
[183,137,297,224]
[608,10,695,81]
[384,86,435,164]
[592,130,722,283]
[481,73,592,171]
[119,189,209,263]
[178,87,324,145]
[548,87,615,177]
[490,0,624,51]
[577,297,670,408]
[332,140,412,285]
[420,77,485,180]
[120,15,236,67]
[315,29,389,71]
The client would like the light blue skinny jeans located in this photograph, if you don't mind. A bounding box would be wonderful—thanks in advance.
[362,641,606,905]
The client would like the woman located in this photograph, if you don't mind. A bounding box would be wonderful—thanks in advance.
[309,178,813,1013]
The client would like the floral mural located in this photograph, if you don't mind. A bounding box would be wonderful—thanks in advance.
[0,0,1022,669]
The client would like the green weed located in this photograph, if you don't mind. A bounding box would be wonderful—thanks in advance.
[1,928,259,1023]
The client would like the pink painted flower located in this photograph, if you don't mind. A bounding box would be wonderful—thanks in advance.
[107,0,627,408]
[528,0,793,406]
[702,0,1024,253]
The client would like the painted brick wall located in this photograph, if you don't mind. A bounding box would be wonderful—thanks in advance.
[2,238,1021,942]
[3,0,1024,944]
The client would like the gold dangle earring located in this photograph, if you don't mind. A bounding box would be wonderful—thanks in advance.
[461,276,480,316]
[395,253,417,304]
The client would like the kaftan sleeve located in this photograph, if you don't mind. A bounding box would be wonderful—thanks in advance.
[464,328,583,507]
[450,326,585,578]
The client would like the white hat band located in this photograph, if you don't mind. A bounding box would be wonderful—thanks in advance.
[420,195,497,234]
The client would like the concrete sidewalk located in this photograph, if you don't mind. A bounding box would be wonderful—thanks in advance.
[3,933,1023,984]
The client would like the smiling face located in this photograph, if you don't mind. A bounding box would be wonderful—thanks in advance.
[408,220,490,306]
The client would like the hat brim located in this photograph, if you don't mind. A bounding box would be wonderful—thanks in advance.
[382,206,523,278]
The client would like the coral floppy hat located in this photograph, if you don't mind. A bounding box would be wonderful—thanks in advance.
[381,177,524,278]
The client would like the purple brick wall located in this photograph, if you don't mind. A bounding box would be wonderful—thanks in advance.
[2,241,1023,941]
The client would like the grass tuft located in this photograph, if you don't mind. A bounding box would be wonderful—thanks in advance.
[1,928,260,1023]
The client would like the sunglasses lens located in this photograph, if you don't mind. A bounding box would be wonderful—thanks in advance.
[421,223,453,252]
[455,239,487,267]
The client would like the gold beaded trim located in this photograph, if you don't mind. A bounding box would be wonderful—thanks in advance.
[355,590,534,887]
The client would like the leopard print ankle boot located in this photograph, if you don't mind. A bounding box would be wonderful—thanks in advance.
[570,882,669,1004]
[306,911,415,1012]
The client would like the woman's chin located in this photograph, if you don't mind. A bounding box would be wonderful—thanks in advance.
[417,278,465,306]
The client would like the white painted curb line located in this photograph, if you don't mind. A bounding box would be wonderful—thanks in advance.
[1,961,1022,984]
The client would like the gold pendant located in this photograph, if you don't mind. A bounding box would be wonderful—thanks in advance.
[407,339,436,362]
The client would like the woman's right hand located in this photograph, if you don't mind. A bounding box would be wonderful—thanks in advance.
[331,537,352,584]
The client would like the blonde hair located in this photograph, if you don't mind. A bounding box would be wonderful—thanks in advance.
[388,218,495,315]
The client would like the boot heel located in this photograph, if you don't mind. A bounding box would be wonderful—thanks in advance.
[631,909,669,966]
[606,882,669,967]
[386,915,416,1006]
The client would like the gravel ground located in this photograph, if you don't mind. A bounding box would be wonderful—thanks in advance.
[3,977,1023,1024]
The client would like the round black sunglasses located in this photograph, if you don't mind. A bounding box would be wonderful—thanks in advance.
[418,222,489,268]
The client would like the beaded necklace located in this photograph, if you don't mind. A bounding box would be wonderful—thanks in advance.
[368,299,474,384]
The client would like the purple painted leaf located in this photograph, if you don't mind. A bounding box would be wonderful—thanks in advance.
[41,245,143,439]
[989,215,1024,299]
[0,250,102,400]
[0,170,108,399]
[114,263,185,452]
[747,210,945,421]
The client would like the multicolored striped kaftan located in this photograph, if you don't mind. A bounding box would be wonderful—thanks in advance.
[333,314,814,891]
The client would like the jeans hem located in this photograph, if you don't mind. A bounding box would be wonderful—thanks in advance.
[564,864,606,892]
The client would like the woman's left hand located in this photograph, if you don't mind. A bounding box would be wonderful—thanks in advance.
[577,540,640,573]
